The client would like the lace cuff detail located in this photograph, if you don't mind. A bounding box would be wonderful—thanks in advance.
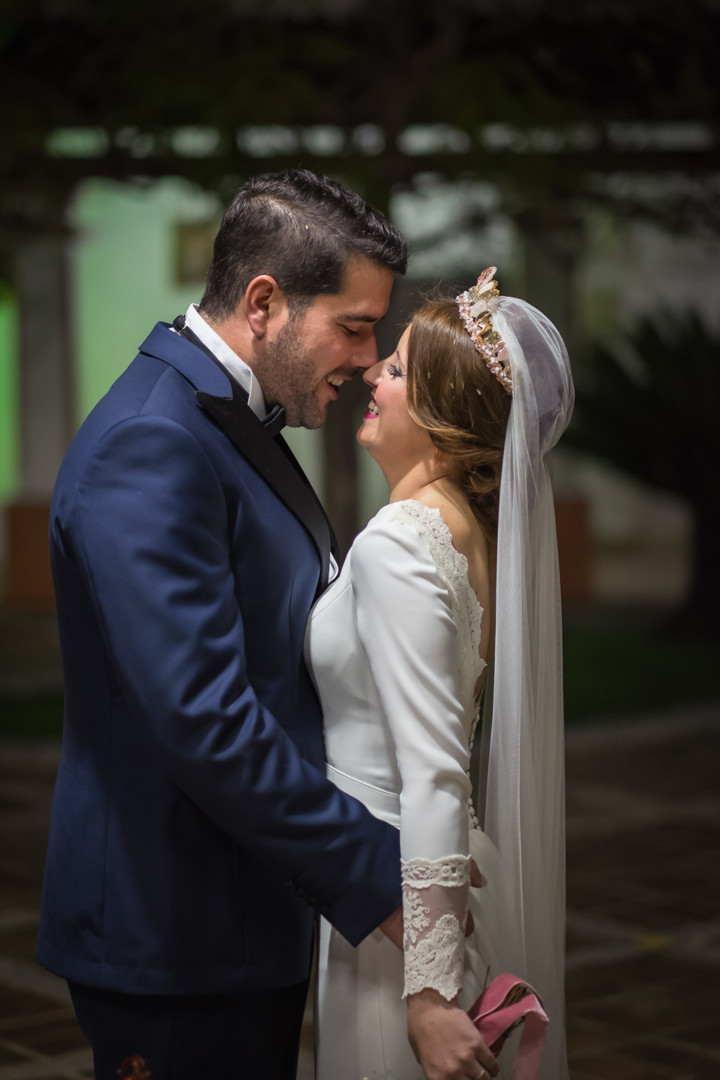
[402,854,471,888]
[402,855,470,1002]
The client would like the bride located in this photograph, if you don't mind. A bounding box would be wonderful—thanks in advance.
[305,269,574,1080]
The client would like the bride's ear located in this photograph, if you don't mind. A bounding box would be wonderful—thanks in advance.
[433,445,459,478]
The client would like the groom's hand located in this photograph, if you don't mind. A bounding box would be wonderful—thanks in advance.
[470,858,485,889]
[407,989,499,1080]
[464,858,485,937]
[379,905,403,949]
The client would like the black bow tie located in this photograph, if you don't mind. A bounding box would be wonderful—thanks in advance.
[173,314,285,436]
[262,403,286,437]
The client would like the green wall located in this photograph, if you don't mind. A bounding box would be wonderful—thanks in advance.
[0,176,323,504]
[72,177,220,417]
[0,296,18,500]
[71,176,322,485]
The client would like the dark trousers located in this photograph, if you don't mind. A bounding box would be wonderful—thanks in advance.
[68,979,309,1080]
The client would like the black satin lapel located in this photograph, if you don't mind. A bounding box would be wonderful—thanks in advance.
[196,389,334,591]
[275,436,339,565]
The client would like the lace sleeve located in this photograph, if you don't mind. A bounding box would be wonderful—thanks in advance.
[402,854,471,1001]
[351,513,475,1000]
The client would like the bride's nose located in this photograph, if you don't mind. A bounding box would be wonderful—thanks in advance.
[363,360,384,387]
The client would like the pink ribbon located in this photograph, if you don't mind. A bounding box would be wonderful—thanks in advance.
[468,973,549,1080]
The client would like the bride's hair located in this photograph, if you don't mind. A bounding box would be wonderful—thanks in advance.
[406,296,512,537]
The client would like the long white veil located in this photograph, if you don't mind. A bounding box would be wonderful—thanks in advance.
[479,296,574,1080]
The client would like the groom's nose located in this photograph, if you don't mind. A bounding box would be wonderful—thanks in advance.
[363,359,383,386]
[351,335,380,373]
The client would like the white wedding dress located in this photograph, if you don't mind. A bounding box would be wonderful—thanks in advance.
[305,500,524,1080]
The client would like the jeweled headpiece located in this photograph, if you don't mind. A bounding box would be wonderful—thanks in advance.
[455,267,513,394]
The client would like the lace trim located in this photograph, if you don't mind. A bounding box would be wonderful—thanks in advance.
[402,855,470,1001]
[402,854,471,888]
[403,900,466,1001]
[391,501,486,716]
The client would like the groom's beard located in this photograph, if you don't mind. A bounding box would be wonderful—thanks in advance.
[260,318,328,430]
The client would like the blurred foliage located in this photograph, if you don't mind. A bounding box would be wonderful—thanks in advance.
[0,695,63,738]
[565,311,720,631]
[563,621,720,721]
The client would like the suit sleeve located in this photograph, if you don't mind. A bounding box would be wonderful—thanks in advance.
[70,413,400,944]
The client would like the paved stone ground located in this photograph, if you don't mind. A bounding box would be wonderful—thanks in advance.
[563,708,720,1080]
[1,612,719,1078]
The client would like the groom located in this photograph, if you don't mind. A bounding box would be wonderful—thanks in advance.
[36,169,407,1079]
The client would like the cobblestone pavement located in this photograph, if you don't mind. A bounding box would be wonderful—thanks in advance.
[1,615,719,1078]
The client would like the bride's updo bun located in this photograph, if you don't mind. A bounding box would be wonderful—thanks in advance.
[406,296,512,537]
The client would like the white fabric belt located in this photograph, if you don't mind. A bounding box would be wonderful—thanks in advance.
[326,764,400,828]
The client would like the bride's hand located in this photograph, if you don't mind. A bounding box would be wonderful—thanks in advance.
[407,989,499,1080]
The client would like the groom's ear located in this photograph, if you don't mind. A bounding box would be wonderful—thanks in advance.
[245,275,287,340]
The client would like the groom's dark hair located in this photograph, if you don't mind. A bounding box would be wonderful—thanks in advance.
[199,168,407,320]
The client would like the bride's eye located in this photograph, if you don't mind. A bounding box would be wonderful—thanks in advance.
[388,363,405,379]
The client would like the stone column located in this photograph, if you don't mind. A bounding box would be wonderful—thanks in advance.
[4,232,76,607]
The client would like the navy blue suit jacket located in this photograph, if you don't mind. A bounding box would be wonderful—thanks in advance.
[36,323,402,994]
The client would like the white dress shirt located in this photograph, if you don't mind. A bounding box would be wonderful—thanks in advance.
[179,303,267,420]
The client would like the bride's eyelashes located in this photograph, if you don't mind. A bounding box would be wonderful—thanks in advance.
[388,363,405,379]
